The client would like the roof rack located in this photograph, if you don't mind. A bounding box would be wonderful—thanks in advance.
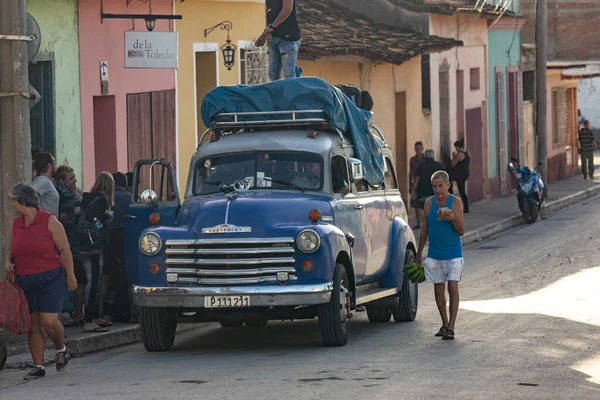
[211,110,328,129]
[199,109,347,146]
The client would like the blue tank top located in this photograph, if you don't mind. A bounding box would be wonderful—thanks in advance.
[427,195,463,260]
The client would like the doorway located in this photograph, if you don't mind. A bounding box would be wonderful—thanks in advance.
[93,95,117,174]
[29,60,55,153]
[194,43,219,143]
[395,91,408,202]
[465,107,484,202]
[439,70,451,169]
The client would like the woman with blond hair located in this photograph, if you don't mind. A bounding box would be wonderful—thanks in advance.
[74,172,114,333]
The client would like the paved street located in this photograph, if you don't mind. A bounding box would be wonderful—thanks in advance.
[2,201,600,399]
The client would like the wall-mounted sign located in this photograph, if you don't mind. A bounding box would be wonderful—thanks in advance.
[125,32,178,69]
[100,61,109,95]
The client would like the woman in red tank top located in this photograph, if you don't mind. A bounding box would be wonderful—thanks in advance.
[3,183,77,380]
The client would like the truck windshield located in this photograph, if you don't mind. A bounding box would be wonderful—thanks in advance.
[193,152,324,195]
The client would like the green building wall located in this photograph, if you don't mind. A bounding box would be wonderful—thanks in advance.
[28,0,83,184]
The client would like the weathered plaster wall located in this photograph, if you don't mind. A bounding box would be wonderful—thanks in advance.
[78,0,175,188]
[28,0,82,181]
[429,14,488,161]
[578,78,600,129]
[175,0,265,192]
[487,28,521,178]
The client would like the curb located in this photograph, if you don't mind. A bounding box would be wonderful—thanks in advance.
[462,184,600,246]
[3,323,213,370]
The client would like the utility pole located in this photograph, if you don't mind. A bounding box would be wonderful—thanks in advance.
[0,0,31,279]
[536,0,547,183]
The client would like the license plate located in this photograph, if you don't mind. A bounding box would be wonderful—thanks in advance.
[204,295,250,308]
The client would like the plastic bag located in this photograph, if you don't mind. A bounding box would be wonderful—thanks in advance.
[0,279,31,335]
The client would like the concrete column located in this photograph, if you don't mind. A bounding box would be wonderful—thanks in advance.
[0,0,31,279]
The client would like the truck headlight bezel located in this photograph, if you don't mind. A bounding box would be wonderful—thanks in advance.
[297,229,321,254]
[139,232,162,256]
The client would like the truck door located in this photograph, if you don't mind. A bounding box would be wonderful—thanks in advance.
[124,159,180,284]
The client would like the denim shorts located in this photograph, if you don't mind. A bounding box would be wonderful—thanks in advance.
[17,267,65,314]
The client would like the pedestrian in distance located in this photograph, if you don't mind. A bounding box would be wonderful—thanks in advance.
[75,172,115,333]
[416,170,465,341]
[450,139,471,213]
[255,0,302,81]
[412,149,444,211]
[32,150,60,218]
[3,183,77,380]
[578,120,597,180]
[409,141,426,229]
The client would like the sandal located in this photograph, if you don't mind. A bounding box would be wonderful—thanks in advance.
[442,329,455,340]
[94,319,113,327]
[435,326,448,337]
[65,318,84,327]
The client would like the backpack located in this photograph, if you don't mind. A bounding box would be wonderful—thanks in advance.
[69,198,110,254]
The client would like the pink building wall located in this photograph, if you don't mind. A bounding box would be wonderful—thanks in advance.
[78,0,175,188]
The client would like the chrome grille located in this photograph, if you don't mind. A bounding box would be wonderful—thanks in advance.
[165,238,297,285]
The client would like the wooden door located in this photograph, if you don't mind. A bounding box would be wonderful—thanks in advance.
[496,68,507,197]
[508,71,518,191]
[456,70,465,141]
[126,93,153,172]
[466,108,484,202]
[395,91,408,203]
[440,70,451,169]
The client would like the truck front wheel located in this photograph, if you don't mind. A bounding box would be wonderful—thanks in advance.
[318,264,350,346]
[140,307,177,352]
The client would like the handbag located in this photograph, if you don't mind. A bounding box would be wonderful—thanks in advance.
[69,197,110,254]
[0,277,31,335]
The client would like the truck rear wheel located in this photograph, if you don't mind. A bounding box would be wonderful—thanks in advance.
[393,249,418,322]
[318,264,350,346]
[366,306,392,323]
[140,307,177,352]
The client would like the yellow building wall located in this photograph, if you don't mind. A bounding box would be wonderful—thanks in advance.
[175,0,265,192]
[299,57,430,198]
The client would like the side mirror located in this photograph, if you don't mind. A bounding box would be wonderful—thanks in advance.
[140,189,158,205]
[347,158,364,183]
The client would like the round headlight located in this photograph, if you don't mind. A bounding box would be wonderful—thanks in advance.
[139,232,162,256]
[297,229,320,253]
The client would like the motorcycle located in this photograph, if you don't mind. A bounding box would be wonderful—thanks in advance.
[508,157,546,223]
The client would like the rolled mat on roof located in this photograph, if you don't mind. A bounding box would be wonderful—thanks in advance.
[201,77,385,187]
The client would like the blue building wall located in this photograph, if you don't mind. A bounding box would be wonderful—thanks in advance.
[487,28,521,179]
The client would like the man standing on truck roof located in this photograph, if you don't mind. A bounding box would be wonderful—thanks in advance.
[255,0,302,81]
[416,170,465,341]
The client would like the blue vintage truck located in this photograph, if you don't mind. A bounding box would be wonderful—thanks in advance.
[124,78,418,351]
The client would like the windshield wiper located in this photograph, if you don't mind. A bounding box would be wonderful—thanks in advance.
[262,178,306,193]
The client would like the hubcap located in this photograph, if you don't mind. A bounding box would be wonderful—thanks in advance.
[339,281,350,325]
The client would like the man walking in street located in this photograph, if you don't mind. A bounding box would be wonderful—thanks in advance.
[255,0,301,81]
[416,170,465,341]
[412,149,444,211]
[579,120,597,180]
[409,141,425,229]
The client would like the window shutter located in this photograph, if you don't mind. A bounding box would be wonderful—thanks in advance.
[517,71,525,163]
[557,87,567,146]
[496,68,507,196]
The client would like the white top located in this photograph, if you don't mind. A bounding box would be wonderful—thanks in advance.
[32,175,59,218]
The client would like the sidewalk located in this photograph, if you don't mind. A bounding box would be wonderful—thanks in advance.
[408,171,600,246]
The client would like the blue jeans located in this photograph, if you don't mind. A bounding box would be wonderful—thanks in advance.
[268,37,301,81]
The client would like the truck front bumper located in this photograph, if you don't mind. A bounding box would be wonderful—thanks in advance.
[133,282,333,308]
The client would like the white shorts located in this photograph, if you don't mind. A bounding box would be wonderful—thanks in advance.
[424,257,464,283]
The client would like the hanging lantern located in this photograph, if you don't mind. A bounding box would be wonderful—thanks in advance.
[221,33,236,71]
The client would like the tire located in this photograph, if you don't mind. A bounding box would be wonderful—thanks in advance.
[139,307,177,352]
[244,318,268,328]
[0,337,6,371]
[366,305,392,323]
[318,264,350,346]
[523,203,539,223]
[220,320,244,328]
[393,249,418,322]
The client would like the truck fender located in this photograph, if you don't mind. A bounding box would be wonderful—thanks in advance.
[318,224,356,296]
[379,216,416,289]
